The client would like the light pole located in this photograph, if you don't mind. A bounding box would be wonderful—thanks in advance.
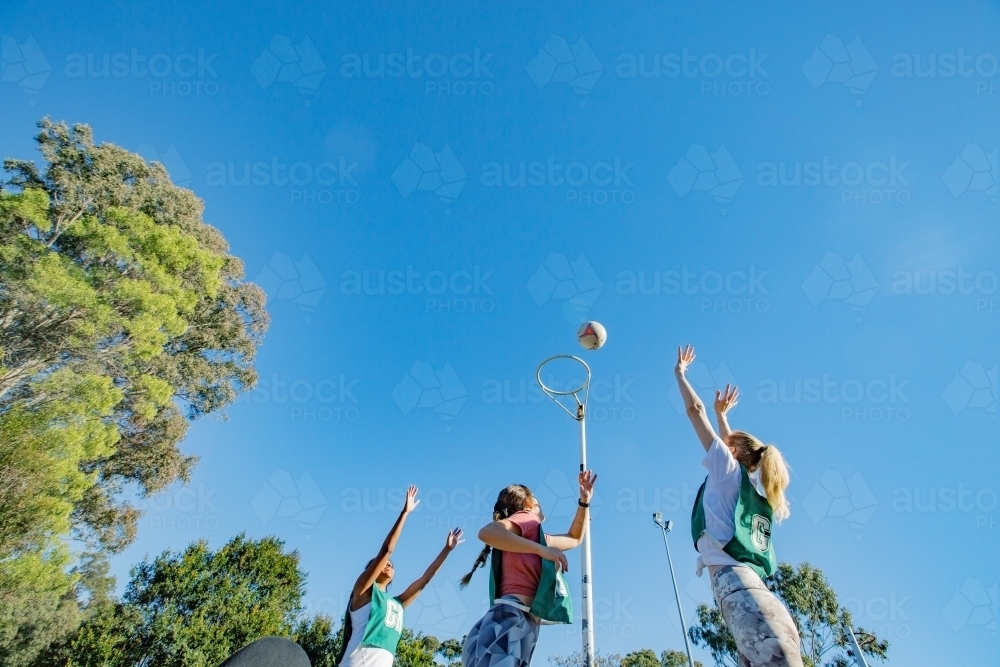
[537,355,595,667]
[653,512,696,667]
[845,627,871,667]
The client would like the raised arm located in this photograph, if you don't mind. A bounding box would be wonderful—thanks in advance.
[397,528,464,608]
[675,345,719,451]
[352,485,419,598]
[714,384,739,441]
[546,470,597,552]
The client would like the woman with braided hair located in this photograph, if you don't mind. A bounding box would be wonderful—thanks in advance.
[675,345,803,667]
[460,471,597,667]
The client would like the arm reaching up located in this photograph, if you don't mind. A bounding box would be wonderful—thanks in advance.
[397,528,464,608]
[675,345,719,451]
[352,485,420,599]
[714,384,739,441]
[547,470,597,551]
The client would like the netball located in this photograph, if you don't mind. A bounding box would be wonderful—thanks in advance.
[577,321,607,350]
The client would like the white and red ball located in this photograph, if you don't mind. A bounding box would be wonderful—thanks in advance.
[577,321,607,350]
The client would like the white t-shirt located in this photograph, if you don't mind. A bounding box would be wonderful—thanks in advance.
[341,601,395,667]
[694,438,767,574]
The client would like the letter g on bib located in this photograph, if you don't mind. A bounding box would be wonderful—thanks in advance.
[384,600,403,631]
[751,515,771,551]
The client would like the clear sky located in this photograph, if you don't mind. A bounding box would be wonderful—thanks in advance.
[2,1,998,664]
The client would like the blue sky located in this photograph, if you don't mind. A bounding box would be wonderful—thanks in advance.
[2,1,999,664]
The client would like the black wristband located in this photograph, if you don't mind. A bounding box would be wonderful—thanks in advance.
[578,500,590,508]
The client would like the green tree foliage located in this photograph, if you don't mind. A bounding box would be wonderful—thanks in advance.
[689,562,889,667]
[394,630,465,667]
[293,616,342,667]
[689,603,739,667]
[660,649,702,667]
[621,649,661,667]
[35,533,466,667]
[768,563,888,667]
[37,535,314,667]
[0,119,267,663]
[553,650,701,667]
[1,119,268,555]
[550,651,624,667]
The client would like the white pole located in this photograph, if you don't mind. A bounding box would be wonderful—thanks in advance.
[846,627,871,667]
[657,521,696,667]
[578,404,595,667]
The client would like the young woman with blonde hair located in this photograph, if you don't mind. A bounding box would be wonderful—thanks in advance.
[674,345,802,667]
[460,471,597,667]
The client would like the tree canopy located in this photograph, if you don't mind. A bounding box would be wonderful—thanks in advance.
[0,118,268,665]
[689,562,889,667]
[32,533,464,667]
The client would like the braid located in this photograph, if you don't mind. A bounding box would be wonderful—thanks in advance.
[459,544,491,588]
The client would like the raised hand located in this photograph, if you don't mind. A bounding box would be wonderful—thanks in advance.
[578,470,598,504]
[445,527,464,550]
[714,384,739,415]
[404,485,420,513]
[676,345,695,374]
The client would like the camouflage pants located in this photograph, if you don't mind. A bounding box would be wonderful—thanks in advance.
[710,565,803,667]
[462,598,540,667]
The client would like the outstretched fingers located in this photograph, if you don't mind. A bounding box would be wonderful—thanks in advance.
[447,527,465,549]
[405,485,420,512]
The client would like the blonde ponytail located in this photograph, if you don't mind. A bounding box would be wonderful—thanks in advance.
[758,445,791,522]
[729,431,791,523]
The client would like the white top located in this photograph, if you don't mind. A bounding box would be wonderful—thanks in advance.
[694,438,767,575]
[341,601,395,667]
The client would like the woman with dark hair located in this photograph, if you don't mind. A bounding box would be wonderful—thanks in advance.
[338,486,463,667]
[460,471,597,667]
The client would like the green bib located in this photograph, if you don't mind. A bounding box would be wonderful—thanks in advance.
[489,525,574,624]
[691,466,777,579]
[359,582,404,655]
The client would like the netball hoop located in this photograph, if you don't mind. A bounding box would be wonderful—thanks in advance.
[536,354,596,667]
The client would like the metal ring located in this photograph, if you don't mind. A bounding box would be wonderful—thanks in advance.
[536,355,591,395]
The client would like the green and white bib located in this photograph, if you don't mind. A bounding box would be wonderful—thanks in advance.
[489,525,574,624]
[359,583,404,654]
[691,465,777,579]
